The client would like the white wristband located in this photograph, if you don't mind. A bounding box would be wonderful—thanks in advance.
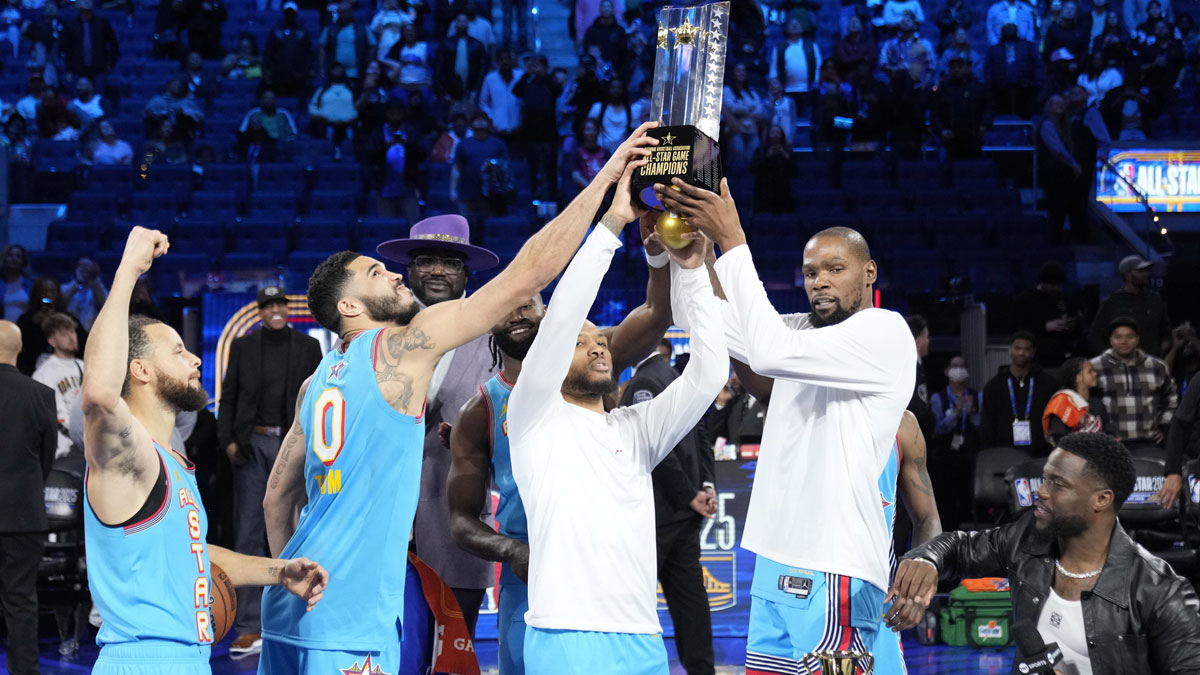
[645,249,670,269]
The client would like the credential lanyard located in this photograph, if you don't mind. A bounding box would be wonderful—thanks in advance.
[1008,376,1034,421]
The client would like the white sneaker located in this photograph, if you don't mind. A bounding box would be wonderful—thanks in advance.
[229,633,263,657]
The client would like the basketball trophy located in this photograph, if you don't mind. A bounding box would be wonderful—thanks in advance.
[801,650,874,674]
[630,1,729,248]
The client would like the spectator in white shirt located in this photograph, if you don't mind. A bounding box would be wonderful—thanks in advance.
[479,47,523,137]
[1077,50,1122,105]
[369,0,414,62]
[987,0,1038,45]
[587,78,633,154]
[657,179,916,672]
[308,62,358,158]
[769,18,822,114]
[883,0,926,27]
[510,171,726,675]
[61,257,107,332]
[31,312,84,458]
[88,120,133,166]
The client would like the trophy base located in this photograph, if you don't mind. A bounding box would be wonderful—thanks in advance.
[632,125,723,211]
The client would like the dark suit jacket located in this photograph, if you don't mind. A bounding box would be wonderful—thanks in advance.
[621,356,716,526]
[433,35,488,97]
[217,326,323,451]
[708,392,766,447]
[985,40,1040,89]
[0,364,58,532]
[60,15,120,77]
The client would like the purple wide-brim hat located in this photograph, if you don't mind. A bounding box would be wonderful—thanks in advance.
[376,214,500,271]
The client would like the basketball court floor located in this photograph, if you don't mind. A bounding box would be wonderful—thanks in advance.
[10,635,1017,674]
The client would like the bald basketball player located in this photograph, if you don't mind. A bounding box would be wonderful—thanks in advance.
[507,177,728,674]
[258,123,660,674]
[658,178,916,674]
[446,213,674,674]
[80,227,329,675]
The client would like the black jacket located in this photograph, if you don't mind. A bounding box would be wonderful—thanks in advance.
[980,366,1057,453]
[0,364,57,533]
[906,513,1200,674]
[217,326,323,451]
[433,34,487,97]
[621,356,715,526]
[60,15,120,77]
[264,24,315,85]
[985,39,1040,89]
[708,391,766,447]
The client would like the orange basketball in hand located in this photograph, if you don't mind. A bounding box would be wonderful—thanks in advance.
[209,563,237,643]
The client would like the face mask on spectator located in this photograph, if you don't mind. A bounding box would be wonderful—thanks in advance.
[947,367,969,383]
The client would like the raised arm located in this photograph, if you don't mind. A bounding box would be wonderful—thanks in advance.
[81,227,167,475]
[604,212,673,372]
[264,376,311,558]
[897,411,943,546]
[508,220,625,432]
[410,122,658,359]
[448,392,529,581]
[624,234,728,470]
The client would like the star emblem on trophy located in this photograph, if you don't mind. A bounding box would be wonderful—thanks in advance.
[630,1,729,249]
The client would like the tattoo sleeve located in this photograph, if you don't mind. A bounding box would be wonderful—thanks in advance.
[599,213,624,238]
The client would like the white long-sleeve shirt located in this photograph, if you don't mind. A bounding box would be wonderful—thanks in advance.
[671,246,915,591]
[479,69,524,134]
[509,227,727,634]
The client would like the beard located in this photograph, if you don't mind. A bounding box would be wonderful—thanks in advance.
[363,291,419,327]
[809,292,863,328]
[1030,510,1089,546]
[157,371,209,412]
[562,368,618,398]
[491,324,538,361]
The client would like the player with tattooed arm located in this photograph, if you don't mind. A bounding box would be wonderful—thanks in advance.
[258,123,660,674]
[80,227,329,675]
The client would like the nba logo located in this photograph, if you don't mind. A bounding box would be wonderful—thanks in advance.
[1015,478,1033,507]
[1189,474,1199,505]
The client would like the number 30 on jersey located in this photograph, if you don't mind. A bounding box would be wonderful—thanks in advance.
[313,388,345,466]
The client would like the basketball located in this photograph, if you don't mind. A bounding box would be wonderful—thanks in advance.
[210,563,237,643]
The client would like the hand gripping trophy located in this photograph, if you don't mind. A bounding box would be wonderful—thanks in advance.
[630,1,729,249]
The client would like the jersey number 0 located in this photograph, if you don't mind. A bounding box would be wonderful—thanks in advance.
[313,388,345,466]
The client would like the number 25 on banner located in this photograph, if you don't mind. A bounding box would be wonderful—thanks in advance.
[314,388,345,466]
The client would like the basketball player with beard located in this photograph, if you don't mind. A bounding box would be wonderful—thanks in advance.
[445,214,674,675]
[258,124,659,674]
[657,179,915,674]
[80,227,329,675]
[506,186,727,674]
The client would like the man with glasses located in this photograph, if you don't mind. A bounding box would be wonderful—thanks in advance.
[376,215,502,636]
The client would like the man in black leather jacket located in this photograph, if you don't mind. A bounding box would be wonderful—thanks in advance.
[884,432,1200,674]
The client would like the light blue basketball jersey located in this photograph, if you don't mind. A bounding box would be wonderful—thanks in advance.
[481,373,527,545]
[879,439,900,579]
[261,328,425,652]
[84,442,213,649]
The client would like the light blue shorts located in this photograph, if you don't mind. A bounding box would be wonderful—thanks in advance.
[258,634,401,675]
[498,574,529,675]
[93,641,211,675]
[524,627,668,675]
[745,556,884,675]
[871,617,908,675]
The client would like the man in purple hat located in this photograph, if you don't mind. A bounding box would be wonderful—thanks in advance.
[259,122,660,674]
[375,214,502,635]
